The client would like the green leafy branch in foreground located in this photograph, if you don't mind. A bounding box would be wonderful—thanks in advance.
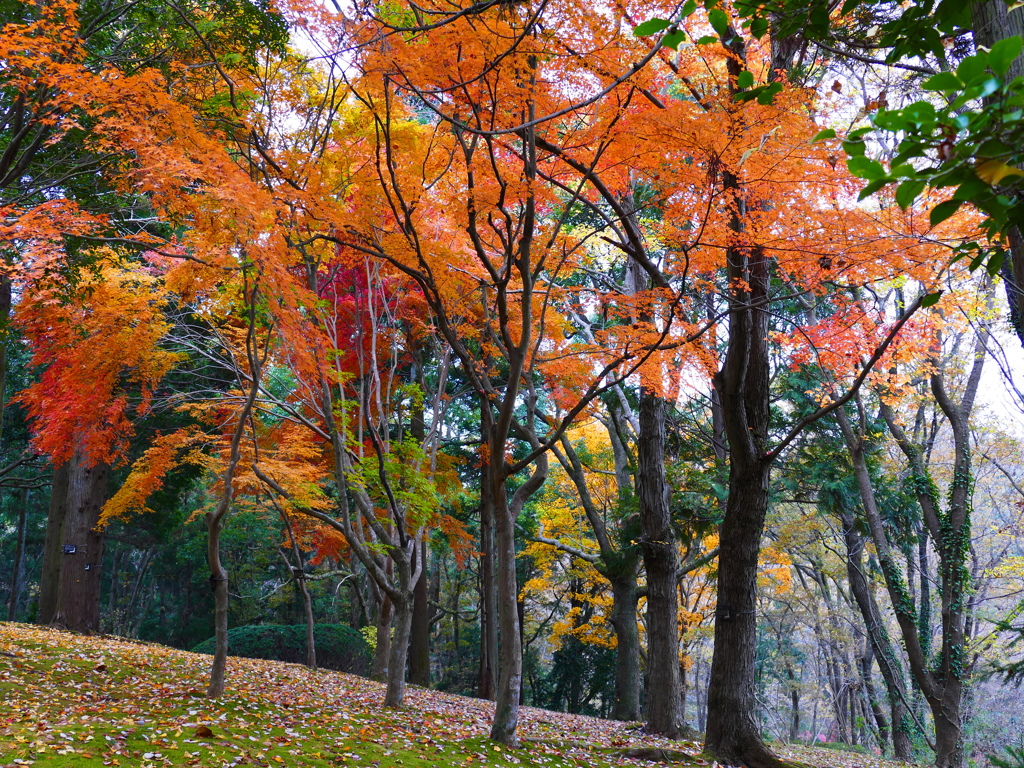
[832,36,1024,275]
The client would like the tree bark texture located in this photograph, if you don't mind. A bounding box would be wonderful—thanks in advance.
[206,509,229,698]
[51,452,109,633]
[38,461,71,625]
[609,574,643,722]
[373,592,394,681]
[489,470,522,745]
[409,539,431,687]
[636,389,682,737]
[705,233,786,768]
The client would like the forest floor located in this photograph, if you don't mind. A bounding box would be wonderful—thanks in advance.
[0,623,910,768]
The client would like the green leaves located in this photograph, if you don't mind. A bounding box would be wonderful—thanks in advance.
[929,199,962,227]
[632,18,671,36]
[923,72,962,92]
[895,180,926,210]
[707,8,730,39]
[846,156,885,181]
[990,36,1024,75]
[663,29,687,49]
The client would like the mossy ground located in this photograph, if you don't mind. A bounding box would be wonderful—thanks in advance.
[0,624,912,768]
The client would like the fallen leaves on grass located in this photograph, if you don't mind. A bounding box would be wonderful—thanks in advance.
[0,623,912,768]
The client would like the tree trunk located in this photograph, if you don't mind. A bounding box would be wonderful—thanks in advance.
[704,452,777,765]
[298,574,316,670]
[705,231,784,767]
[409,539,431,687]
[207,509,229,697]
[373,592,393,681]
[835,477,913,762]
[38,462,71,625]
[52,452,109,633]
[859,643,890,754]
[489,473,522,745]
[786,665,800,743]
[385,593,413,707]
[636,389,682,738]
[609,575,643,721]
[7,487,29,621]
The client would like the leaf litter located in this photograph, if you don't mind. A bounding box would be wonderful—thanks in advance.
[0,623,908,768]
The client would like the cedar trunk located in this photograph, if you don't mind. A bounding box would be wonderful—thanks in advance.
[38,461,71,625]
[52,452,109,633]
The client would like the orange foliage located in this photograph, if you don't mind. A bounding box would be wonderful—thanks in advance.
[16,255,182,465]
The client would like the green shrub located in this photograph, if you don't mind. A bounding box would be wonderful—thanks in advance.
[191,624,371,675]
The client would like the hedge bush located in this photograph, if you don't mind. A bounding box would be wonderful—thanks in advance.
[191,624,371,675]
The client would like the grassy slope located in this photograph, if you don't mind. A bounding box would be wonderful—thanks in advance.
[0,624,910,768]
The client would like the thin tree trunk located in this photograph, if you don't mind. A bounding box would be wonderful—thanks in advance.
[207,511,229,696]
[280,510,316,670]
[831,459,913,762]
[207,276,264,698]
[478,449,498,701]
[786,665,800,743]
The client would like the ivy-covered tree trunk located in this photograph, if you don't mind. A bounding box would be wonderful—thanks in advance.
[834,482,913,762]
[837,311,987,768]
